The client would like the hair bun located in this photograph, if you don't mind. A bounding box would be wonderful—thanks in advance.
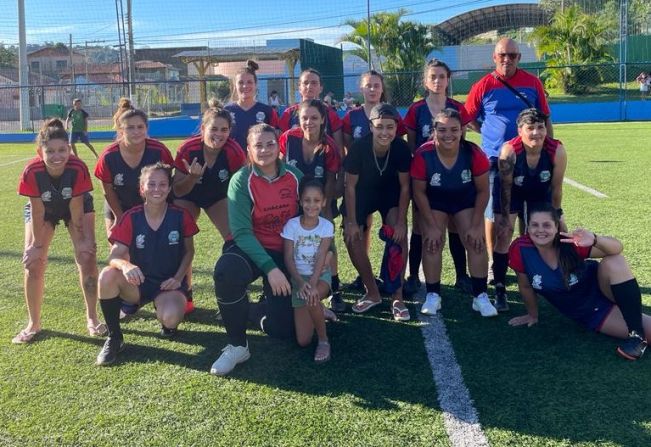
[45,117,65,130]
[246,59,259,72]
[207,97,223,109]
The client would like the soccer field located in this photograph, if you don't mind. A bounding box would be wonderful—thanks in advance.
[1,122,649,446]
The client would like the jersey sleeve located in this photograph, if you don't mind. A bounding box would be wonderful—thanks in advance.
[17,162,40,197]
[396,116,408,137]
[324,135,342,173]
[464,78,486,122]
[470,144,490,176]
[508,238,526,273]
[181,208,200,237]
[173,145,191,174]
[342,112,352,136]
[67,109,74,119]
[279,108,292,132]
[108,212,133,246]
[403,104,418,130]
[278,130,290,157]
[225,140,246,173]
[82,110,89,120]
[160,144,175,165]
[71,160,93,196]
[410,152,427,181]
[328,108,342,132]
[268,107,280,129]
[94,151,114,183]
[344,142,362,175]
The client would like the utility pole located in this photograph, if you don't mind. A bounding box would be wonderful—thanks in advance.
[618,0,629,119]
[17,0,30,130]
[366,0,372,70]
[126,0,135,100]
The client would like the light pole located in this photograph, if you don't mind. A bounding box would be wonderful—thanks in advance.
[366,0,372,70]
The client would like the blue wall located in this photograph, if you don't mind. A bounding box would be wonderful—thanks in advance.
[1,101,649,143]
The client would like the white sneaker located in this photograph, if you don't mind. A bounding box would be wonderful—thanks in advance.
[472,293,498,317]
[420,292,442,315]
[210,343,250,376]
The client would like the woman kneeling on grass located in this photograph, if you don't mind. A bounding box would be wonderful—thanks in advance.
[96,163,198,366]
[508,203,649,360]
[14,118,103,343]
[282,179,336,363]
[211,124,303,376]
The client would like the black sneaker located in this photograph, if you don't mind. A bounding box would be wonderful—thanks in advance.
[346,276,364,292]
[493,287,510,312]
[616,331,648,360]
[96,336,125,366]
[330,291,346,313]
[454,275,473,294]
[403,276,421,297]
[160,326,178,338]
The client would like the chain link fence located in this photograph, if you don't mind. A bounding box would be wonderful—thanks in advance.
[2,62,650,133]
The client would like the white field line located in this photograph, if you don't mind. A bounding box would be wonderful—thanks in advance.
[0,157,31,168]
[415,257,490,447]
[563,177,608,198]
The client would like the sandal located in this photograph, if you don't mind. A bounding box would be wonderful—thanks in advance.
[392,300,411,322]
[351,297,381,314]
[87,322,108,337]
[314,341,331,363]
[12,329,40,344]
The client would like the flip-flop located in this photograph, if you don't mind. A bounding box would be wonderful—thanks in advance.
[314,341,331,363]
[352,298,381,314]
[12,329,40,344]
[392,301,411,322]
[87,322,108,337]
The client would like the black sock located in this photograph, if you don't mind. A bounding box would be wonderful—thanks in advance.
[409,233,423,278]
[448,231,467,278]
[492,252,509,287]
[426,282,440,294]
[611,279,645,336]
[100,297,123,339]
[219,297,249,347]
[331,274,340,292]
[471,277,488,296]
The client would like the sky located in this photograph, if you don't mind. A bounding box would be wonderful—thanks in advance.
[1,0,537,49]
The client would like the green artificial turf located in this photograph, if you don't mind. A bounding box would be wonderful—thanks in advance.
[1,123,650,446]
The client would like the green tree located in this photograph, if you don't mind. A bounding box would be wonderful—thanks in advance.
[0,45,16,67]
[530,5,614,94]
[339,10,437,105]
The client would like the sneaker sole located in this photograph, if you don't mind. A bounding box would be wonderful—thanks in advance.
[420,303,442,315]
[616,347,640,361]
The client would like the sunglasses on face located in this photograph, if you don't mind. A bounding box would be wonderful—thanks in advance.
[497,52,520,59]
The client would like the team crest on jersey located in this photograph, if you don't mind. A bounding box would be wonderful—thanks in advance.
[61,187,72,199]
[41,191,52,202]
[539,170,551,182]
[168,230,180,245]
[255,111,266,123]
[218,169,229,182]
[314,166,324,178]
[286,159,298,167]
[429,173,441,187]
[532,274,543,290]
[461,169,472,183]
[136,234,145,249]
[568,273,578,287]
[353,126,362,139]
[114,173,124,186]
[422,125,431,139]
[514,175,525,186]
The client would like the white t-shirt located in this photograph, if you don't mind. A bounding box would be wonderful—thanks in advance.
[281,216,334,275]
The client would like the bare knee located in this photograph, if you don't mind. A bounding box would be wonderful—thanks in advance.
[25,259,47,279]
[599,255,631,276]
[98,267,122,290]
[75,248,97,274]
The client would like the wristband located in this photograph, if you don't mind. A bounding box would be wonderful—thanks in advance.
[592,233,598,247]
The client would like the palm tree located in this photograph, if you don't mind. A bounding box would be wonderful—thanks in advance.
[339,10,437,105]
[531,5,614,94]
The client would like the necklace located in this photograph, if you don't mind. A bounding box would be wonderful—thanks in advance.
[373,147,391,176]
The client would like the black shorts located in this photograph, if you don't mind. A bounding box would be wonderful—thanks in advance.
[427,193,476,215]
[341,191,399,229]
[24,192,94,227]
[121,277,189,314]
[177,190,227,210]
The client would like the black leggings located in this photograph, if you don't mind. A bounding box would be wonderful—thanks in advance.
[213,241,294,346]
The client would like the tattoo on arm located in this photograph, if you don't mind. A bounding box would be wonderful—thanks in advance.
[498,157,515,176]
[499,155,515,217]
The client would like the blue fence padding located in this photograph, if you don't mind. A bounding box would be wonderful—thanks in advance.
[1,101,649,143]
[180,103,201,116]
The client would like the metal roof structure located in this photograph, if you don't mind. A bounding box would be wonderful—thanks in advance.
[173,46,300,63]
[433,3,552,45]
